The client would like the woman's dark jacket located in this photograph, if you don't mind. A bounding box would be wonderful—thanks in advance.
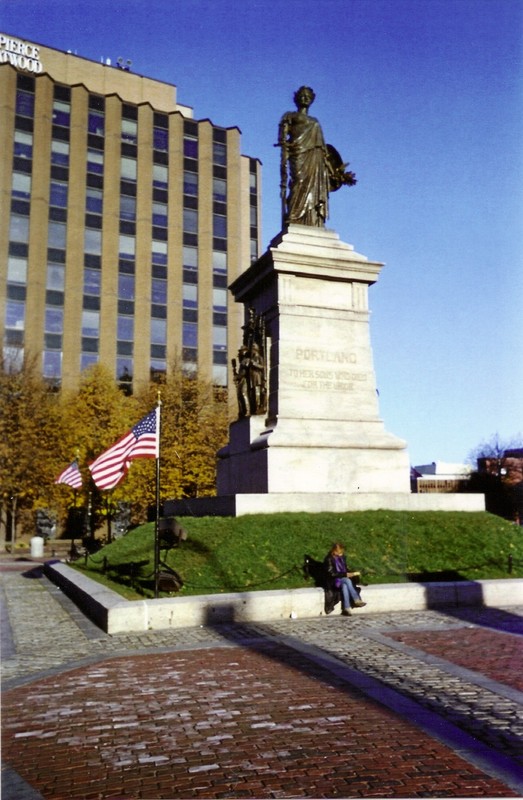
[324,553,349,588]
[322,553,348,613]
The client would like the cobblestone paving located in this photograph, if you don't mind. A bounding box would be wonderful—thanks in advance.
[259,614,523,768]
[1,569,523,799]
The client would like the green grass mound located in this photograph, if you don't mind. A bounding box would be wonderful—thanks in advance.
[72,510,522,600]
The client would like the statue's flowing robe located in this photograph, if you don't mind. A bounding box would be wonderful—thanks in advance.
[284,114,329,226]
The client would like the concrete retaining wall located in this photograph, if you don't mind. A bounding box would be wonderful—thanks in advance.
[44,562,523,635]
[166,491,485,517]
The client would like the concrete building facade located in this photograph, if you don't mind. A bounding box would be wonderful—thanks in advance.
[0,33,261,394]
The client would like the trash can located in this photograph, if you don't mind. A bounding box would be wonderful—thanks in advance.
[30,536,44,558]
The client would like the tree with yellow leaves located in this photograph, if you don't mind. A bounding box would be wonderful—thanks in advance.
[0,358,229,546]
[125,368,229,523]
[0,355,62,547]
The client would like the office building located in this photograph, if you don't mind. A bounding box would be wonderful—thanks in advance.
[0,32,261,394]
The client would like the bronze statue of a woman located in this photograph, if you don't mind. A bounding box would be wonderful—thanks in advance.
[277,86,356,228]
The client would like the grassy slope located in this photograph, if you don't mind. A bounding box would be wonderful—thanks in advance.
[72,511,522,600]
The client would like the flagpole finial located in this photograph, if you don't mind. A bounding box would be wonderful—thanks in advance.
[157,389,162,406]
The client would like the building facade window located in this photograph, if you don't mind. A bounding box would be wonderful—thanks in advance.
[121,118,137,144]
[212,287,227,311]
[14,130,33,159]
[150,264,167,373]
[79,153,101,375]
[12,172,31,199]
[151,317,166,345]
[250,159,259,261]
[87,147,103,174]
[52,87,71,138]
[50,181,68,208]
[52,99,70,127]
[182,321,198,371]
[119,235,135,260]
[45,307,63,334]
[15,88,34,118]
[151,277,167,306]
[153,127,168,151]
[212,251,227,273]
[84,228,101,255]
[212,244,228,386]
[80,353,98,371]
[152,240,167,265]
[83,267,101,296]
[116,131,136,384]
[183,246,198,269]
[152,201,167,227]
[183,283,198,309]
[44,305,63,375]
[10,215,29,243]
[183,171,198,196]
[81,304,100,370]
[116,358,133,393]
[5,300,25,349]
[121,157,137,182]
[82,310,100,338]
[86,187,103,215]
[51,139,69,166]
[46,263,64,290]
[88,94,105,135]
[118,273,135,301]
[12,91,33,286]
[212,142,227,166]
[120,194,136,221]
[43,351,62,380]
[7,256,27,285]
[152,163,168,189]
[213,177,226,203]
[213,214,227,239]
[46,261,65,309]
[183,136,198,159]
[4,165,28,363]
[183,208,198,234]
[116,264,134,390]
[117,314,134,343]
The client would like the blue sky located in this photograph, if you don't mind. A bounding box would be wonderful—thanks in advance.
[3,0,522,465]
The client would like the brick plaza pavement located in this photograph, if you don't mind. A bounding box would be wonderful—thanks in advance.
[1,563,522,800]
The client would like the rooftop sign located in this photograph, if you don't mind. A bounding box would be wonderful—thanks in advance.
[0,35,43,73]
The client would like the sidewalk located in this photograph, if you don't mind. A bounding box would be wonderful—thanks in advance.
[1,561,522,800]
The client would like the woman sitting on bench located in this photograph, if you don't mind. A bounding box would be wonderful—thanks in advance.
[324,542,367,616]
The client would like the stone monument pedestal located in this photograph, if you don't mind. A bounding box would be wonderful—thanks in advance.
[166,226,485,517]
[218,225,410,496]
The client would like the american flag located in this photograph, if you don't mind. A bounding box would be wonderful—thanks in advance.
[89,409,159,491]
[55,459,83,489]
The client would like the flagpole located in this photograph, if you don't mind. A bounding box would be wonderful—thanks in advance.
[154,391,162,598]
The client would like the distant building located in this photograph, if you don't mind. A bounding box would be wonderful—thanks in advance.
[476,450,523,486]
[477,449,523,523]
[411,461,472,493]
[0,33,262,394]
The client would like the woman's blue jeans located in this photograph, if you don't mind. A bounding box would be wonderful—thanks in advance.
[339,577,360,608]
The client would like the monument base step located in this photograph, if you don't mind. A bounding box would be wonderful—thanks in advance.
[165,492,485,518]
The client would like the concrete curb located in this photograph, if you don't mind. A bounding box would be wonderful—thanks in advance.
[43,562,523,635]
